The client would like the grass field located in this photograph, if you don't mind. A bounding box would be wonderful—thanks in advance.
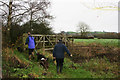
[2,48,118,78]
[74,38,120,47]
[2,48,93,78]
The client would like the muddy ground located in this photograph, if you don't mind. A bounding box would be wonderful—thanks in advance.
[68,43,120,63]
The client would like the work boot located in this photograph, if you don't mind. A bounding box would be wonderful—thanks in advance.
[57,66,59,74]
[60,66,63,73]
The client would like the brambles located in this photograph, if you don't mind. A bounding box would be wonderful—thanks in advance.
[81,58,119,78]
[68,41,119,78]
[2,38,119,78]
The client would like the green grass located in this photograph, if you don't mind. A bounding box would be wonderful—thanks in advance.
[45,58,93,78]
[2,48,93,78]
[81,57,118,78]
[74,39,119,47]
[2,48,118,78]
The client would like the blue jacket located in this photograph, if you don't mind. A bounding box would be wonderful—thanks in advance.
[25,35,36,49]
[53,42,71,58]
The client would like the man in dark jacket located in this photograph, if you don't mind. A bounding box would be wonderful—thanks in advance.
[25,32,36,60]
[53,40,72,74]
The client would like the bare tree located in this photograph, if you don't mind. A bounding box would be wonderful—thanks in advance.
[0,0,52,28]
[77,22,90,37]
[0,0,12,30]
[25,0,52,30]
[0,0,52,43]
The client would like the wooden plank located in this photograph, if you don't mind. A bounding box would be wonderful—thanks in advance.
[32,34,73,38]
[35,36,43,47]
[43,36,45,54]
[36,41,48,43]
[45,45,54,47]
[45,36,54,46]
[32,34,44,37]
[45,48,54,51]
[32,34,56,37]
[31,34,74,52]
[36,41,57,43]
[43,36,45,48]
[55,36,57,44]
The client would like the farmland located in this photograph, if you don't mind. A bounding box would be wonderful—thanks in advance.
[2,48,93,78]
[2,39,120,78]
[68,38,120,78]
[1,0,119,79]
[74,38,119,47]
[2,38,120,78]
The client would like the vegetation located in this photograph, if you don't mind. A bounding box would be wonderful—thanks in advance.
[77,22,90,37]
[1,0,53,45]
[93,32,119,39]
[74,38,119,47]
[68,41,119,78]
[2,41,119,78]
[1,0,119,79]
[81,57,118,78]
[22,21,53,35]
[2,48,93,78]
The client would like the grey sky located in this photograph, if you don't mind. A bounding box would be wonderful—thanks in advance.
[50,0,119,33]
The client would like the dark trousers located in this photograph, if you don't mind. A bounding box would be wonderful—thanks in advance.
[29,49,34,55]
[56,58,64,73]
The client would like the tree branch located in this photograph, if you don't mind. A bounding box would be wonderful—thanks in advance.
[11,9,30,18]
[0,1,9,7]
[0,8,8,15]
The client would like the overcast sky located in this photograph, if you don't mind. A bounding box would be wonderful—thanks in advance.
[50,0,119,33]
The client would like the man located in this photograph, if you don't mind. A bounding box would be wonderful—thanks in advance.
[53,40,72,74]
[25,32,36,60]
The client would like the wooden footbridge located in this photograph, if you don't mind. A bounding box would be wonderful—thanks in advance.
[30,34,74,52]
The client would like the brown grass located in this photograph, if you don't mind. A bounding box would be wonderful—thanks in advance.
[68,43,120,63]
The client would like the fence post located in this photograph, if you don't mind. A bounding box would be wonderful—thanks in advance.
[43,36,45,54]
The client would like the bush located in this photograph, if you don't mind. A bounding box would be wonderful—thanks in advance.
[94,33,119,39]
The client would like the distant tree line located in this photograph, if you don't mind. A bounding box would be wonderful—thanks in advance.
[93,32,120,39]
[62,31,120,39]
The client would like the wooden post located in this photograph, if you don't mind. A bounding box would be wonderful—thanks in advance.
[72,38,74,50]
[29,34,74,52]
[35,36,42,48]
[43,36,45,54]
[55,35,57,44]
[64,35,66,46]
